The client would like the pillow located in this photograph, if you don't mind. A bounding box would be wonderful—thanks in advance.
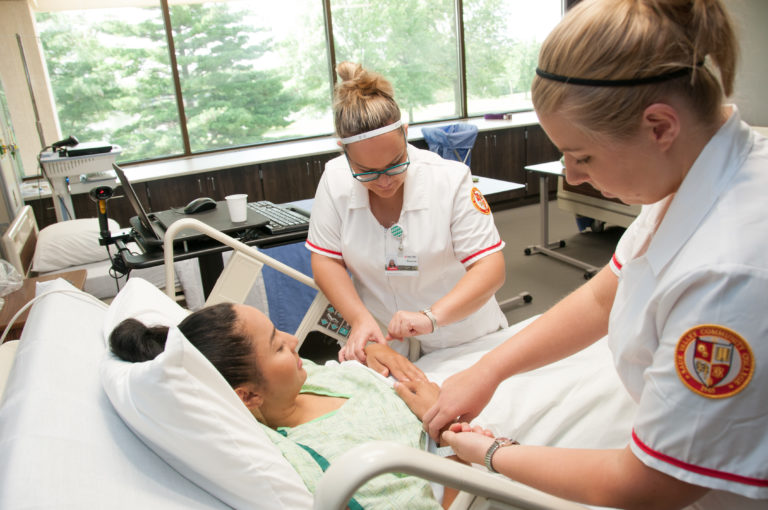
[100,279,313,510]
[32,217,120,272]
[102,277,190,344]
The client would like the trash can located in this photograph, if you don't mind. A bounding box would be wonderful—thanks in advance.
[422,123,479,166]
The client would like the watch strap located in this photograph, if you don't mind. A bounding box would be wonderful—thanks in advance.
[420,307,438,333]
[484,437,519,473]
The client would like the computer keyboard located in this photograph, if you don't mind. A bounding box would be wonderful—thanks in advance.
[248,200,310,234]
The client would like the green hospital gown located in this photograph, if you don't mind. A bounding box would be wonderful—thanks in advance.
[261,360,441,509]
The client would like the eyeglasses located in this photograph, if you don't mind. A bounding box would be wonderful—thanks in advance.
[347,159,410,182]
[344,129,410,182]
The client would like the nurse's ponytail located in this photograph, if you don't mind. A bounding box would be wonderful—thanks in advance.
[333,62,401,140]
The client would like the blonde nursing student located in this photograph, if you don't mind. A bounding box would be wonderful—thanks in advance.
[306,62,508,365]
[425,0,768,509]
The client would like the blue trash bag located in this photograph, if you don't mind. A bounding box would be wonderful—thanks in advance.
[422,123,479,166]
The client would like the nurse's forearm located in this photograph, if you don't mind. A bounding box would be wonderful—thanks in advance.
[310,253,372,324]
[487,444,707,510]
[478,264,617,383]
[430,252,505,327]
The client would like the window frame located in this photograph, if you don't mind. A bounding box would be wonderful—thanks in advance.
[32,0,568,165]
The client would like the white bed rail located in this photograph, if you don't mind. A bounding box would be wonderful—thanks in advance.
[162,218,316,296]
[160,218,358,350]
[313,441,589,510]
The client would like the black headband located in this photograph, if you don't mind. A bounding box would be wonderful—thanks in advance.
[535,63,703,87]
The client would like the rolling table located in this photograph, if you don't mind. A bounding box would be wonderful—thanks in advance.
[523,161,599,279]
[120,214,308,299]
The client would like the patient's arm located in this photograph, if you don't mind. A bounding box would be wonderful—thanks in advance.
[364,343,426,381]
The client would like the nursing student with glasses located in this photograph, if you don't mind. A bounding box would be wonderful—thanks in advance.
[306,62,508,373]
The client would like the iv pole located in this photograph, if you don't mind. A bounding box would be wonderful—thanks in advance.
[17,33,74,220]
[16,34,46,149]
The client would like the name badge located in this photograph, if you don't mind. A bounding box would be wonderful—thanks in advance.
[384,222,418,276]
[384,253,419,275]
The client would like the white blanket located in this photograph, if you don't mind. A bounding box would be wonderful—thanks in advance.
[416,318,637,451]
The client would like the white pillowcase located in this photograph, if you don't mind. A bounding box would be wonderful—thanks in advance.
[100,278,313,510]
[32,217,120,272]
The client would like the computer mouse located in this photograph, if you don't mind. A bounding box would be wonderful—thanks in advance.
[183,197,217,214]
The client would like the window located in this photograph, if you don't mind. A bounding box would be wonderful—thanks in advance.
[168,1,330,152]
[34,1,563,163]
[464,0,562,116]
[36,5,181,162]
[332,0,460,124]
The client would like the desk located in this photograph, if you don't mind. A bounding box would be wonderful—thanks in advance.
[0,269,88,342]
[523,162,599,279]
[474,175,525,197]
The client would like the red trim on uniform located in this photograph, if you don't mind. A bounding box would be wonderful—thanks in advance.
[461,240,503,264]
[305,240,342,257]
[611,253,622,271]
[632,430,768,487]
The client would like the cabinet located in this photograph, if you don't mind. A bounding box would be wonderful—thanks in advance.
[143,165,263,212]
[27,122,561,228]
[469,125,560,207]
[260,153,335,204]
[70,184,146,227]
[524,124,561,197]
[470,127,527,204]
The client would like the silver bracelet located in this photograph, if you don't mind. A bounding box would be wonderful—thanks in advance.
[420,307,438,333]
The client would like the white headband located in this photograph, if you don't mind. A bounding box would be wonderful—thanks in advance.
[339,120,403,144]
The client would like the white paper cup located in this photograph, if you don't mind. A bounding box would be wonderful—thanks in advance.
[225,194,248,222]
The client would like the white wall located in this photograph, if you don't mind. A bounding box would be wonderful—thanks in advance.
[0,0,61,177]
[728,0,768,126]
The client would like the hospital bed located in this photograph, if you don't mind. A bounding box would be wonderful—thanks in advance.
[0,205,222,308]
[0,218,637,510]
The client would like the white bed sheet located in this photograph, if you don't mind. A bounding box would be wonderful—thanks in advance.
[0,279,230,510]
[416,318,637,451]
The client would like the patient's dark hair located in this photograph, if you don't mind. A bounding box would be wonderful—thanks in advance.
[109,303,261,388]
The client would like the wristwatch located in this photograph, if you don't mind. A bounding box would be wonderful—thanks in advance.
[420,307,438,333]
[484,437,519,473]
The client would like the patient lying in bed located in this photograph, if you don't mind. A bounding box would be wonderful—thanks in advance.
[109,302,464,509]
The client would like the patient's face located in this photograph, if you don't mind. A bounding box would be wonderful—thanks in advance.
[235,305,306,403]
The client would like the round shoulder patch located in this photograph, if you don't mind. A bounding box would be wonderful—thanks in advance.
[675,324,754,399]
[470,187,490,215]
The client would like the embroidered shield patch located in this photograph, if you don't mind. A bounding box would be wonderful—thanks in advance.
[470,187,490,215]
[675,325,754,399]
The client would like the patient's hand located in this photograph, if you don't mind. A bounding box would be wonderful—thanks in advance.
[365,343,427,382]
[441,422,495,466]
[394,379,440,421]
[422,364,496,439]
